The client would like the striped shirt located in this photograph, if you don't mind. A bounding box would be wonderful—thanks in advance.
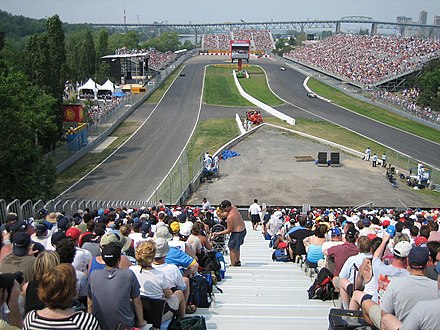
[23,310,99,330]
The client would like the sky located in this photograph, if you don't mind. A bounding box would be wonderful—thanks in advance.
[0,0,439,25]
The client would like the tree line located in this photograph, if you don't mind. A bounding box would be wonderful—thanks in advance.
[0,11,194,202]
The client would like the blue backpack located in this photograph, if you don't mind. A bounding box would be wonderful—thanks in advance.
[272,248,290,262]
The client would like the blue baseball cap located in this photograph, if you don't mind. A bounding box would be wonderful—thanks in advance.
[385,225,396,237]
[331,227,342,237]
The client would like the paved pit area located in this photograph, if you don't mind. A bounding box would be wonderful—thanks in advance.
[187,125,437,207]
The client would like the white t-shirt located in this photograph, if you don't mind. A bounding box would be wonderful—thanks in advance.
[73,247,92,274]
[129,265,168,299]
[129,232,148,248]
[248,203,261,215]
[168,237,186,252]
[152,263,186,291]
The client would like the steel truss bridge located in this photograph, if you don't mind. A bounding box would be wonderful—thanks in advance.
[92,16,440,38]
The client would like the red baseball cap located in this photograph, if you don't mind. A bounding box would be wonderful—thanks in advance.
[66,227,81,240]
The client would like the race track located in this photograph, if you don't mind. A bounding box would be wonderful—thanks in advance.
[61,55,440,202]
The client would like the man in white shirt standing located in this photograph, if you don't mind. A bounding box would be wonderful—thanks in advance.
[201,197,211,211]
[248,199,262,231]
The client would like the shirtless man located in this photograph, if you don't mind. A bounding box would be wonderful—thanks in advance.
[213,200,246,266]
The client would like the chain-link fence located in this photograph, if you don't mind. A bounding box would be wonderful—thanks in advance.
[149,152,204,205]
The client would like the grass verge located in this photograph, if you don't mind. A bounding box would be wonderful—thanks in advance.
[55,121,142,194]
[307,78,440,144]
[204,66,252,106]
[186,118,240,166]
[239,66,284,106]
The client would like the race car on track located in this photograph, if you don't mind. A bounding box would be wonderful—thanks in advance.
[307,92,317,98]
[280,67,286,71]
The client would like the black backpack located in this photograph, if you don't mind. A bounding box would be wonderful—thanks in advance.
[199,250,221,272]
[307,267,338,301]
[189,274,211,308]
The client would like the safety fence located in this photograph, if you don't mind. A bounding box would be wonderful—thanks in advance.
[0,199,153,225]
[148,152,204,206]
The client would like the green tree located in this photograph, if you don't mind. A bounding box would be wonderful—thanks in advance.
[77,30,96,81]
[108,31,139,52]
[416,59,440,112]
[46,15,66,99]
[0,72,57,201]
[321,30,333,39]
[24,33,50,89]
[97,29,109,58]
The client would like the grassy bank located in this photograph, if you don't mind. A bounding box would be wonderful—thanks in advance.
[307,78,440,144]
[239,66,283,106]
[55,121,142,194]
[187,118,240,165]
[204,66,252,106]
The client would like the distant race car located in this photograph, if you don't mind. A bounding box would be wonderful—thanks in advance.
[179,72,186,77]
[307,92,317,98]
[280,67,286,71]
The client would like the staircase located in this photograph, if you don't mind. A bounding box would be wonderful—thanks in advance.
[196,221,334,329]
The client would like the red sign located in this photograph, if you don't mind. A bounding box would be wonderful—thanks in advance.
[63,104,84,123]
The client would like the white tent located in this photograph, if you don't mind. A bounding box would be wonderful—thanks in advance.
[97,79,122,99]
[77,78,98,99]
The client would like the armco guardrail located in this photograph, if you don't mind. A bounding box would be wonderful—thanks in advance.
[50,50,198,173]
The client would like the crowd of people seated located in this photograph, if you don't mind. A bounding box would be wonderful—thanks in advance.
[116,47,177,71]
[202,30,274,52]
[0,201,231,329]
[263,206,440,330]
[373,88,440,125]
[202,33,231,51]
[285,34,440,86]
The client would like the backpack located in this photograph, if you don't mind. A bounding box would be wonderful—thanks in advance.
[169,315,207,330]
[199,250,221,272]
[214,251,226,281]
[189,274,211,308]
[307,267,338,301]
[271,248,290,262]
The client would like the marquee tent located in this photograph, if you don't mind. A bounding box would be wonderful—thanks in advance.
[78,78,98,99]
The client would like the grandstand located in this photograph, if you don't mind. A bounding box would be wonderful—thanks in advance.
[284,34,440,88]
[202,30,275,54]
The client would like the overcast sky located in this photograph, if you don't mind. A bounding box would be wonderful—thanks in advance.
[0,0,439,25]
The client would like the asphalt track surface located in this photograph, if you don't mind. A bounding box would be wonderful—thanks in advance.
[61,55,440,202]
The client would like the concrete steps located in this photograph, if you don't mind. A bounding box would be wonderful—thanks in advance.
[194,221,334,329]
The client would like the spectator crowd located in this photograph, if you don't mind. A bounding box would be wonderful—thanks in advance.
[263,205,440,330]
[373,88,440,125]
[0,200,233,329]
[202,30,274,53]
[116,47,178,71]
[285,34,440,87]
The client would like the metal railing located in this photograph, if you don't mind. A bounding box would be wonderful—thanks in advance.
[1,199,153,225]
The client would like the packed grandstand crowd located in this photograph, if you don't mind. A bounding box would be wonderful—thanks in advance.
[115,47,178,71]
[202,30,274,52]
[373,88,440,124]
[284,34,440,86]
[1,201,440,328]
